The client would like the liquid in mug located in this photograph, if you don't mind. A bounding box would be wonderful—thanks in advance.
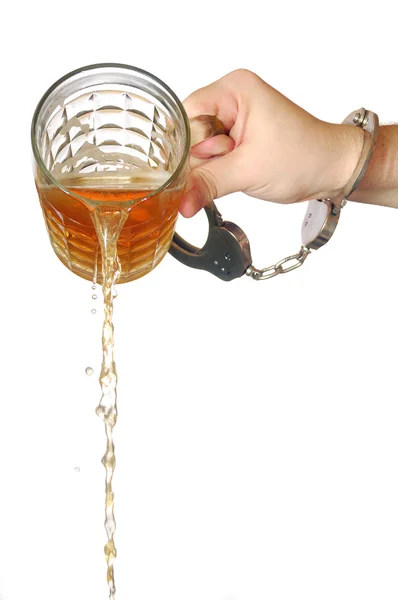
[36,171,183,283]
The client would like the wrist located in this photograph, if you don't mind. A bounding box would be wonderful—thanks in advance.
[309,121,365,202]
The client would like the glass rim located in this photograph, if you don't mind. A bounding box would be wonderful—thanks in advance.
[31,62,191,207]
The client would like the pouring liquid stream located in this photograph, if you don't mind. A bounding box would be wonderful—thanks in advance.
[92,207,128,600]
[44,167,170,599]
[34,87,183,598]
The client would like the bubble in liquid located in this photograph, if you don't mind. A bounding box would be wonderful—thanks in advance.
[92,294,97,300]
[91,309,97,314]
[85,366,94,376]
[74,467,80,473]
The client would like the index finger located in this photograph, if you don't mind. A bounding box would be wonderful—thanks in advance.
[183,76,239,134]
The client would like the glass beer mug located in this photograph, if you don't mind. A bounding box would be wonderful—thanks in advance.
[31,63,225,283]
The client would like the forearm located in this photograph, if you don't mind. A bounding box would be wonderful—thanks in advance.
[349,125,398,208]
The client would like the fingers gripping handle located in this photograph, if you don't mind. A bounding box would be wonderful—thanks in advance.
[170,115,252,280]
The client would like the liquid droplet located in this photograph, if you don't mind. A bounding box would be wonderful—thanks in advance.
[92,285,97,290]
[91,309,97,314]
[74,467,80,473]
[92,294,97,300]
[85,367,94,376]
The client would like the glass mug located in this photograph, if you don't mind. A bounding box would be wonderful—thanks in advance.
[31,63,224,283]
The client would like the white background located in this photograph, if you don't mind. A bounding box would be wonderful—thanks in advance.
[1,1,398,599]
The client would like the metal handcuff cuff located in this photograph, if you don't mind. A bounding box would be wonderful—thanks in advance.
[170,108,379,281]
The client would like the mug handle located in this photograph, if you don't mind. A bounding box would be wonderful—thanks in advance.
[169,115,252,281]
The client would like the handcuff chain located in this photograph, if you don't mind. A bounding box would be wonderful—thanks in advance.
[246,246,311,280]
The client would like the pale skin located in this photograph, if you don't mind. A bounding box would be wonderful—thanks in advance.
[179,69,398,218]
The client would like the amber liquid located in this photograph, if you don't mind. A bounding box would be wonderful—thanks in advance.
[36,175,183,283]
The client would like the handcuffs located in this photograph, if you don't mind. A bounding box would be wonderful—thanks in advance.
[169,108,379,281]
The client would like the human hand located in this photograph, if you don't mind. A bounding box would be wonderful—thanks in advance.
[180,69,364,217]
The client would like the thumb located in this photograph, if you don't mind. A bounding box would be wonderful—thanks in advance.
[179,152,243,218]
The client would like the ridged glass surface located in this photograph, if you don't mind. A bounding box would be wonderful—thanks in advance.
[34,79,187,283]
